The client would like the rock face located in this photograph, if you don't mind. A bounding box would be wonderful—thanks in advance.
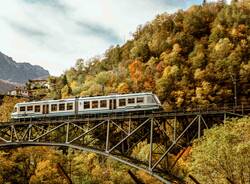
[0,51,49,84]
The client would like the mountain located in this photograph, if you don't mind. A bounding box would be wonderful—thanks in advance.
[0,80,17,94]
[0,52,49,84]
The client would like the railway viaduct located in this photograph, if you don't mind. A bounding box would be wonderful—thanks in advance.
[0,105,249,184]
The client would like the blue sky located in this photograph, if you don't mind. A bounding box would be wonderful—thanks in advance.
[0,0,230,76]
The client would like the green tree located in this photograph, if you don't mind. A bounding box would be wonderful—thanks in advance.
[186,117,250,183]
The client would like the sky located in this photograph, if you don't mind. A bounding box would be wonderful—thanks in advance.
[0,0,231,76]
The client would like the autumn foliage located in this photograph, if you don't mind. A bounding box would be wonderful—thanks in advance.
[47,2,250,111]
[0,1,250,184]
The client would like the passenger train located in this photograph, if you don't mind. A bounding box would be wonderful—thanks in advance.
[11,92,161,119]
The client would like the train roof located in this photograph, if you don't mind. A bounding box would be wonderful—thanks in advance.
[78,92,153,100]
[15,98,76,106]
[14,92,155,106]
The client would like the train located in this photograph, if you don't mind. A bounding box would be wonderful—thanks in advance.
[11,92,162,119]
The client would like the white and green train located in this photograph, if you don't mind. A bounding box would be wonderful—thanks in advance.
[11,92,161,119]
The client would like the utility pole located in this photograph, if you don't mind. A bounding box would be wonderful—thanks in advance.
[233,78,237,107]
[230,74,237,108]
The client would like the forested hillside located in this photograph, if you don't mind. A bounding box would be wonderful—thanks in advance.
[47,1,250,110]
[1,1,250,184]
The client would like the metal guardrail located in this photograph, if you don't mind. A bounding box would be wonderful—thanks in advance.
[168,103,250,114]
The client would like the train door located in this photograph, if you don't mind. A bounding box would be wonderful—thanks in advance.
[42,104,49,114]
[109,99,117,110]
[75,98,78,115]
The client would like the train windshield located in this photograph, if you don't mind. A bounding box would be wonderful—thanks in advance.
[147,95,156,103]
[153,94,161,105]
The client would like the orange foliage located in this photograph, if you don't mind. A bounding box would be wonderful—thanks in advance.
[128,60,144,83]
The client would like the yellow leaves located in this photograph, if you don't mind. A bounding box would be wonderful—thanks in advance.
[214,38,232,51]
[35,160,55,175]
[196,81,212,98]
[69,80,78,90]
[0,96,27,122]
[172,90,185,107]
[69,151,133,184]
[214,38,234,59]
[103,181,114,184]
[172,43,182,53]
[131,140,148,161]
[231,27,238,36]
[91,164,103,179]
[87,152,97,161]
[117,82,130,93]
[216,24,224,31]
[61,85,71,99]
[0,151,15,174]
[240,39,248,48]
[189,43,206,69]
[194,68,206,80]
[162,65,179,78]
[131,140,165,167]
[136,170,163,184]
[0,147,66,184]
[240,61,250,78]
[230,24,247,38]
[156,65,179,99]
[186,118,250,183]
[30,160,66,184]
[192,81,215,105]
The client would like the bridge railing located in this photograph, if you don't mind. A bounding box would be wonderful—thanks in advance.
[170,102,250,115]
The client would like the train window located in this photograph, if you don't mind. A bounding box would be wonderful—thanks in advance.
[92,101,98,108]
[27,106,33,111]
[67,103,73,110]
[100,100,107,108]
[119,99,126,106]
[20,106,26,112]
[84,101,90,109]
[35,105,40,112]
[59,103,65,111]
[137,97,144,103]
[14,107,17,113]
[128,98,135,104]
[51,104,57,112]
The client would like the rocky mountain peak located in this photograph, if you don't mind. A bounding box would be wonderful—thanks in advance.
[0,51,49,84]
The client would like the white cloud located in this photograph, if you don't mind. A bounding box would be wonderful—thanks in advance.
[0,0,200,76]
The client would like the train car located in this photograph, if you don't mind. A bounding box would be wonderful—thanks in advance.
[11,92,161,119]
